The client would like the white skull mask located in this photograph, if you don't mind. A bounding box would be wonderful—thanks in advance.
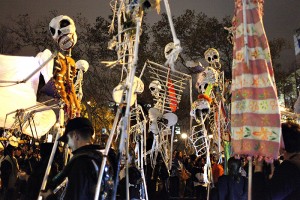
[204,48,221,69]
[164,42,179,61]
[49,15,77,51]
[149,80,162,99]
[133,76,144,94]
[196,67,218,93]
[190,98,211,124]
[75,60,89,72]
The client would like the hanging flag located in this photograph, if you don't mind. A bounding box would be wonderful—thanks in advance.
[294,33,300,56]
[231,0,281,159]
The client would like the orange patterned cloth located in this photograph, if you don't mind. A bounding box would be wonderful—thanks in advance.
[231,0,281,158]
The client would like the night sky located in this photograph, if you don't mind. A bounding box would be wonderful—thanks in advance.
[1,0,300,69]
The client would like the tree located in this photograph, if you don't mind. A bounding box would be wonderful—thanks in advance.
[0,24,20,54]
[7,13,57,54]
[149,10,233,78]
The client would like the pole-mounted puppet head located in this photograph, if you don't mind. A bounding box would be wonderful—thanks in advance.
[49,15,77,51]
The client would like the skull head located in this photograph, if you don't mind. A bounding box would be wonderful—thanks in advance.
[49,15,77,51]
[164,42,179,61]
[75,60,89,72]
[204,48,221,69]
[196,67,218,94]
[133,76,144,94]
[190,98,211,124]
[149,80,162,99]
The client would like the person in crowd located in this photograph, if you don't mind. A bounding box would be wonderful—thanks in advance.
[26,143,60,200]
[23,145,39,176]
[192,156,207,200]
[153,154,169,199]
[117,148,153,200]
[239,157,248,177]
[14,147,23,166]
[169,151,183,198]
[211,154,224,186]
[14,146,27,200]
[215,157,248,200]
[41,117,114,200]
[0,144,19,200]
[253,121,300,199]
[184,154,196,198]
[179,153,191,198]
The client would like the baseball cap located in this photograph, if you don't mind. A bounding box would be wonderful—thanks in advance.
[58,117,94,143]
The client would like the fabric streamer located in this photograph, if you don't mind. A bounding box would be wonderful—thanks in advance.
[231,0,281,159]
[0,50,56,138]
[167,79,177,112]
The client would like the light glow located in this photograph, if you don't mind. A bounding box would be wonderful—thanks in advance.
[181,133,188,139]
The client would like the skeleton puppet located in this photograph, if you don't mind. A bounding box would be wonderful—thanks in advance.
[74,60,89,101]
[49,15,87,118]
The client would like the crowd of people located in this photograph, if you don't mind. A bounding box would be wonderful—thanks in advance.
[0,139,63,200]
[0,119,300,200]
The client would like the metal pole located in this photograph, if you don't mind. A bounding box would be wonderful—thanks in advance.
[248,156,253,200]
[94,105,122,200]
[37,103,64,200]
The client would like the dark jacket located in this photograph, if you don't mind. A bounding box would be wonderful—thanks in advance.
[1,155,19,189]
[217,175,248,200]
[253,159,300,200]
[51,144,113,200]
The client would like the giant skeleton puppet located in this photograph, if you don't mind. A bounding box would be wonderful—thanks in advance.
[189,48,228,188]
[147,43,180,169]
[202,48,231,161]
[49,15,88,118]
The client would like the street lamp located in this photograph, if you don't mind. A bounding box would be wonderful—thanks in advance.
[181,132,188,139]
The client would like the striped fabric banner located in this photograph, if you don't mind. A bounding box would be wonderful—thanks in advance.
[231,0,281,158]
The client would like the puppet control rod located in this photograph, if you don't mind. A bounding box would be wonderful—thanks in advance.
[37,103,65,200]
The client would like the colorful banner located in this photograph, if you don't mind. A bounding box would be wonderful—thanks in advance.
[231,0,281,158]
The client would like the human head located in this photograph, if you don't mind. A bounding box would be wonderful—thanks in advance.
[14,147,22,157]
[190,154,197,162]
[227,157,241,177]
[282,121,300,153]
[40,143,58,159]
[211,154,218,163]
[4,144,16,156]
[59,117,94,151]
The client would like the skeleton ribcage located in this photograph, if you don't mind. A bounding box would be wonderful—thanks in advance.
[140,60,191,114]
[188,124,209,157]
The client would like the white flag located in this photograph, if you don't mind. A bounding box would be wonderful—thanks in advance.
[294,34,300,55]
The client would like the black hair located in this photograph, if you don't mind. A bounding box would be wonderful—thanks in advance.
[190,154,197,162]
[4,144,16,156]
[228,157,242,182]
[282,121,300,153]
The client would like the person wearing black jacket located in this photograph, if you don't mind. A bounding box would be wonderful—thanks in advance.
[0,144,19,200]
[42,117,114,200]
[215,157,248,200]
